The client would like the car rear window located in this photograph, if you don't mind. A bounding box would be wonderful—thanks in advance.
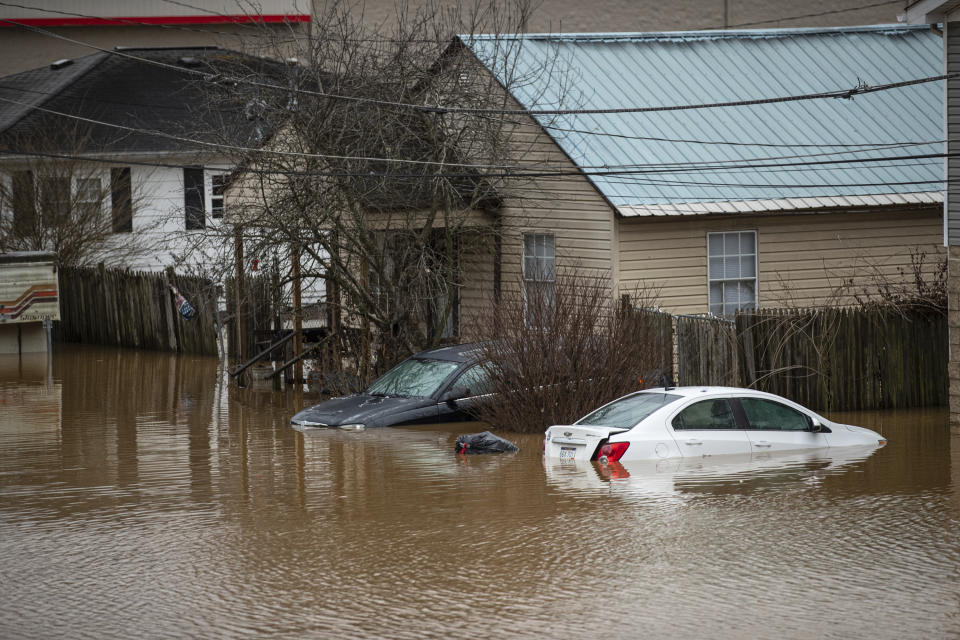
[576,392,682,429]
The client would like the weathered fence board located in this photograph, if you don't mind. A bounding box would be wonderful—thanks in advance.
[634,308,675,384]
[52,266,218,355]
[676,315,739,386]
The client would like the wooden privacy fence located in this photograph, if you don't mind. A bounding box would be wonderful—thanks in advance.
[665,307,946,411]
[54,265,219,355]
[736,308,947,411]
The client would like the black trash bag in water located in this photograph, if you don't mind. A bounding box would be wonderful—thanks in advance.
[455,431,519,455]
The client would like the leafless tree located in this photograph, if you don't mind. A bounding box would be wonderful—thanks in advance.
[190,0,566,375]
[467,269,670,433]
[0,122,159,267]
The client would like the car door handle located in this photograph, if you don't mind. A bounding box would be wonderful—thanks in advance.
[685,439,703,445]
[753,441,772,448]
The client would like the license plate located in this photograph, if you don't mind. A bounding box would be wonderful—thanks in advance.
[559,446,576,461]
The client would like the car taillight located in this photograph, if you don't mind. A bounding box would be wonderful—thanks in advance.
[593,441,629,463]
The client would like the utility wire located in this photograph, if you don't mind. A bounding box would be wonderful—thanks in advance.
[0,81,943,153]
[0,92,944,173]
[1,147,954,182]
[0,0,297,40]
[713,0,903,30]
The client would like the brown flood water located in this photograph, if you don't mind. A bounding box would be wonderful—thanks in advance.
[1,345,959,639]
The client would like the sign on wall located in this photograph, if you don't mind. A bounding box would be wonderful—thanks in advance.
[0,254,60,324]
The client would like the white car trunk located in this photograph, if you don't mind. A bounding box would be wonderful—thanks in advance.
[544,424,628,462]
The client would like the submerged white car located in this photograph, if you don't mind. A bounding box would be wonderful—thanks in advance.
[543,386,886,463]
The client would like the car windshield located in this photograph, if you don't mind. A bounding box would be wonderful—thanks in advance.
[365,358,461,398]
[576,392,682,429]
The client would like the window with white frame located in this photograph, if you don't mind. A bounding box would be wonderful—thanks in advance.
[75,178,101,217]
[708,231,757,316]
[210,173,227,219]
[523,232,555,320]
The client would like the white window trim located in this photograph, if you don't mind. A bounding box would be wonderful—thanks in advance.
[522,231,556,324]
[707,230,758,316]
[208,172,228,220]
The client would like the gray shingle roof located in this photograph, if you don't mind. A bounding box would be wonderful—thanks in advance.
[0,47,286,155]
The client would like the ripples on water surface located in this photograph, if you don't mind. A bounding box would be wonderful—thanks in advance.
[1,345,959,639]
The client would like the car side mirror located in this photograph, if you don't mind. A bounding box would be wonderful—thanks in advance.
[807,417,823,433]
[440,387,469,404]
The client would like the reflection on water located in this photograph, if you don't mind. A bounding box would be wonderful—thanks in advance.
[1,345,959,639]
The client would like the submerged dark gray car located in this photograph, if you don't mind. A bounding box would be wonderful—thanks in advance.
[290,343,491,429]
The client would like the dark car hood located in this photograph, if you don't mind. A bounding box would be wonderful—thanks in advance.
[290,393,434,427]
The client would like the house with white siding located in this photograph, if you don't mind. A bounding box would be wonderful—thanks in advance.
[0,46,281,274]
[448,25,945,324]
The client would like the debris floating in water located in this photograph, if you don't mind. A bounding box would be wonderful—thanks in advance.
[455,431,519,455]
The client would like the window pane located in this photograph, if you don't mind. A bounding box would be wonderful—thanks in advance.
[524,233,535,258]
[76,178,100,202]
[740,231,756,253]
[741,255,756,278]
[740,397,810,431]
[741,281,756,307]
[523,256,536,279]
[544,234,555,259]
[672,399,737,430]
[708,256,724,280]
[536,234,546,257]
[111,168,132,233]
[183,166,204,230]
[708,233,723,255]
[724,255,740,279]
[543,257,555,282]
[709,282,723,305]
[724,232,739,255]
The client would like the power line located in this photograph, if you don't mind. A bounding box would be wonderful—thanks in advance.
[0,0,292,40]
[0,16,951,117]
[0,79,943,154]
[1,146,954,183]
[713,1,903,30]
[0,92,945,174]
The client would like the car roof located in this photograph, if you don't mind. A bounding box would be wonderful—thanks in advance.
[640,386,784,400]
[411,343,486,364]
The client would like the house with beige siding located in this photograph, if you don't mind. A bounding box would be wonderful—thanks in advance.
[904,1,960,430]
[454,25,945,323]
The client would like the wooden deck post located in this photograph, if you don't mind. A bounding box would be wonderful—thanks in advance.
[233,225,247,365]
[291,242,303,385]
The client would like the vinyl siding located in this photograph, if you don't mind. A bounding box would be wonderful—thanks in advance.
[949,21,960,246]
[618,207,944,314]
[457,82,620,330]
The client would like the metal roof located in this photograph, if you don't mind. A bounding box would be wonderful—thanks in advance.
[463,25,944,216]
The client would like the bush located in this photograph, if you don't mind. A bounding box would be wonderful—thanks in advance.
[468,270,671,433]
